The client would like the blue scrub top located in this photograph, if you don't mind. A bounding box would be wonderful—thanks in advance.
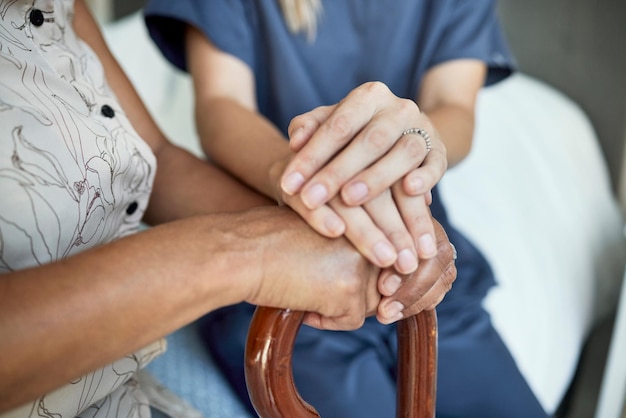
[145,0,516,302]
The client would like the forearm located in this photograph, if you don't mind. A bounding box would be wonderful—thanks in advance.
[0,213,261,411]
[196,96,292,200]
[426,103,475,168]
[417,59,485,168]
[143,142,272,225]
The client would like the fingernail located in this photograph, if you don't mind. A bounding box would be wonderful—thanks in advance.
[324,214,345,236]
[407,176,424,195]
[344,182,368,204]
[373,241,397,266]
[282,171,305,195]
[419,234,437,258]
[302,183,328,209]
[384,275,403,295]
[397,249,418,273]
[384,301,404,322]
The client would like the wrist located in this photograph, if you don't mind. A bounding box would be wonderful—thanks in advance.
[230,207,301,305]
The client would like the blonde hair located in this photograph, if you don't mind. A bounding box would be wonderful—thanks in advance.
[277,0,323,41]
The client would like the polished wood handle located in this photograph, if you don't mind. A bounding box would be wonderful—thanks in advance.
[245,307,437,418]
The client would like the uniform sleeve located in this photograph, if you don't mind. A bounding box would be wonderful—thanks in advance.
[144,0,256,73]
[430,0,515,85]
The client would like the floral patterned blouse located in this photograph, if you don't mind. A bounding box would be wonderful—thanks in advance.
[0,0,165,416]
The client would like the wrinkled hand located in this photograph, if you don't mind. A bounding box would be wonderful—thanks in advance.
[376,218,457,324]
[276,82,447,269]
[244,206,381,331]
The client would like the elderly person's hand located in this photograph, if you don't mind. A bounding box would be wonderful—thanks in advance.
[376,217,457,325]
[243,207,456,330]
[243,207,381,331]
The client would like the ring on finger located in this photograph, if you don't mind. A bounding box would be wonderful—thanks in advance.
[402,128,432,154]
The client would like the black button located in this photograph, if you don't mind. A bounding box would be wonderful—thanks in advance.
[30,9,44,27]
[101,104,115,118]
[126,201,138,215]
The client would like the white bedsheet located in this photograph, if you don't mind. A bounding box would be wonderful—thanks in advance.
[103,12,626,416]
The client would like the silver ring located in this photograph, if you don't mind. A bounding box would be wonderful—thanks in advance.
[450,243,457,260]
[402,128,432,154]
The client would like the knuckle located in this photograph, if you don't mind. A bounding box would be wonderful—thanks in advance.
[400,133,427,162]
[294,152,324,176]
[288,113,305,127]
[412,213,434,232]
[351,315,366,330]
[387,229,413,249]
[304,152,323,169]
[398,97,419,116]
[317,164,341,187]
[338,274,363,297]
[437,239,454,256]
[327,114,353,139]
[362,80,390,96]
[363,127,390,154]
[342,318,364,331]
[335,305,365,330]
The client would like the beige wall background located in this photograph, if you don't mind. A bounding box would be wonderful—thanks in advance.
[88,0,626,214]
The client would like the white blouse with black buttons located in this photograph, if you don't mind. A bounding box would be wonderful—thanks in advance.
[0,0,164,417]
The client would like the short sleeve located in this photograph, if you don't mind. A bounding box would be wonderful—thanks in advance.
[429,0,515,85]
[144,0,256,72]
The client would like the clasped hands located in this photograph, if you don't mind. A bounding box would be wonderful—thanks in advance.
[270,82,457,328]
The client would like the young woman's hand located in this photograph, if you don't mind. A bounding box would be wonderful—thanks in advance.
[282,82,446,204]
[278,82,448,270]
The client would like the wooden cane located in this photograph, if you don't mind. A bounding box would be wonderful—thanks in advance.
[245,307,437,418]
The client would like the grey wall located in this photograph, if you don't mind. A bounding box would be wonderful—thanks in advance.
[113,0,143,19]
[497,0,626,201]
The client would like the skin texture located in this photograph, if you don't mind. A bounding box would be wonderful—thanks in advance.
[185,21,484,278]
[0,2,456,412]
[185,21,482,310]
[186,27,446,273]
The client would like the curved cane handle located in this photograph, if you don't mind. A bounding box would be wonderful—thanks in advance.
[244,307,437,418]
